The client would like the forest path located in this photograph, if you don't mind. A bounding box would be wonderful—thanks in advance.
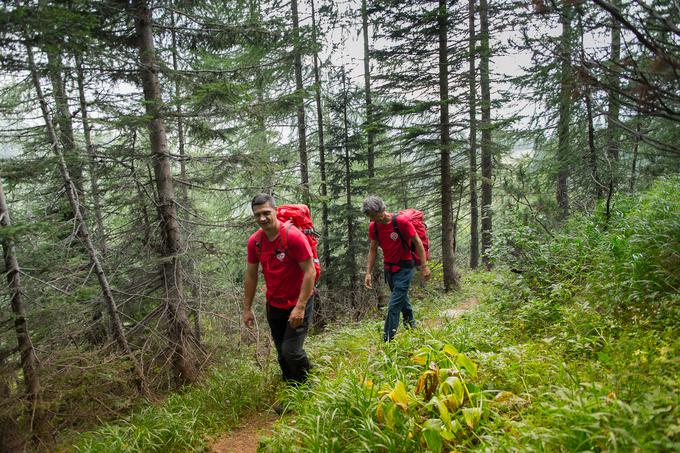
[207,295,479,452]
[208,412,278,453]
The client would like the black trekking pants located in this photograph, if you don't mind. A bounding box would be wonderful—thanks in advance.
[266,296,314,383]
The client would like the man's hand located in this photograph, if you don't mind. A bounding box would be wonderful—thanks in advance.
[243,308,255,328]
[289,304,306,328]
[421,264,431,281]
[364,272,372,289]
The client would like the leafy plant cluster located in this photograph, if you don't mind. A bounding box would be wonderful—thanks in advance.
[491,177,680,328]
[259,294,522,453]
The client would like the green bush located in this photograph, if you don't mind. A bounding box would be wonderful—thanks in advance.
[491,177,680,323]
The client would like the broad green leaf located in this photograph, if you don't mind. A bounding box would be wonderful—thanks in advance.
[440,428,456,441]
[441,376,465,409]
[462,407,482,429]
[389,380,409,410]
[456,354,478,378]
[434,396,451,426]
[384,404,396,430]
[421,419,444,453]
[442,344,458,356]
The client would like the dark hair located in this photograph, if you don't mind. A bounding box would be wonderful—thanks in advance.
[251,193,276,210]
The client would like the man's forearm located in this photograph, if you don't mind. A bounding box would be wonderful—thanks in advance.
[413,236,427,266]
[296,270,315,308]
[243,272,257,310]
[366,245,377,274]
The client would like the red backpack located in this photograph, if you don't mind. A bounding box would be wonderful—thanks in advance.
[374,208,430,265]
[256,204,321,283]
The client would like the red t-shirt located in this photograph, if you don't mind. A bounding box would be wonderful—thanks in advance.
[368,213,417,271]
[247,223,313,309]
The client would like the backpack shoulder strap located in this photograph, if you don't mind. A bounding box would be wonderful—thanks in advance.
[254,229,264,259]
[392,214,410,250]
[280,220,293,251]
[372,221,380,245]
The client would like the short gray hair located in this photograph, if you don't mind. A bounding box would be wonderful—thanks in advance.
[362,195,386,215]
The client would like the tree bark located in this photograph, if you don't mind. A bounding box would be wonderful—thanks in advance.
[578,12,603,201]
[584,89,603,199]
[439,0,460,291]
[341,70,357,299]
[310,0,331,278]
[556,3,573,219]
[26,44,151,398]
[0,177,50,445]
[606,0,621,162]
[75,54,106,251]
[74,53,108,343]
[468,0,480,269]
[291,0,309,203]
[170,8,201,342]
[46,50,84,204]
[132,0,199,386]
[362,0,375,182]
[479,0,493,269]
[630,120,640,192]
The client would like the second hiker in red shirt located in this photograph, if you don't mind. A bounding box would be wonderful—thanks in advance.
[363,195,431,341]
[243,193,316,384]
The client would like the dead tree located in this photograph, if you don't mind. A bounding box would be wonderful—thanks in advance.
[26,43,151,398]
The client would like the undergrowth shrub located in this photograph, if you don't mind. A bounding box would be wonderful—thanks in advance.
[492,177,680,324]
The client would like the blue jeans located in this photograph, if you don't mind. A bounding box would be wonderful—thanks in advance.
[384,267,415,341]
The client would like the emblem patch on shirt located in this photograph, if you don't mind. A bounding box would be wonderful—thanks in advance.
[390,232,399,241]
[276,252,286,261]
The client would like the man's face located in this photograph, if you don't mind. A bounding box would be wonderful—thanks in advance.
[365,209,387,223]
[252,202,277,230]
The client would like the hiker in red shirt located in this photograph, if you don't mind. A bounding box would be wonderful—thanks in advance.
[243,194,316,383]
[363,196,431,341]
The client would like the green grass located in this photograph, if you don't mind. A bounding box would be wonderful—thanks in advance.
[67,179,680,452]
[258,272,679,452]
[68,356,278,452]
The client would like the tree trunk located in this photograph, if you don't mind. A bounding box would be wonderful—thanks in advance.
[468,0,479,269]
[291,0,309,203]
[584,89,603,199]
[362,0,376,182]
[46,50,84,205]
[132,0,199,386]
[0,177,50,445]
[170,8,201,342]
[341,70,357,300]
[74,53,108,343]
[75,54,106,251]
[578,13,603,201]
[630,120,640,192]
[556,3,572,219]
[26,44,151,398]
[479,0,493,269]
[606,0,621,162]
[439,0,460,291]
[310,0,331,279]
[605,0,621,201]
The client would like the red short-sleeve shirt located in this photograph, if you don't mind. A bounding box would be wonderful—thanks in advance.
[368,213,416,271]
[247,223,313,309]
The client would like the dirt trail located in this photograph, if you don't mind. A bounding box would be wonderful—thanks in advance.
[442,296,479,318]
[208,412,277,453]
